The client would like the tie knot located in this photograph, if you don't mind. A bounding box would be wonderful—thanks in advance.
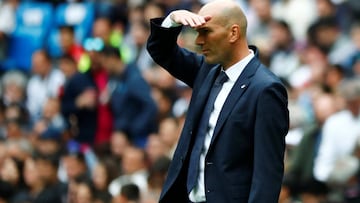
[215,71,229,85]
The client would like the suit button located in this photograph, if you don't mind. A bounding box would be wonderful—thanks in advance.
[207,190,210,193]
[190,131,193,135]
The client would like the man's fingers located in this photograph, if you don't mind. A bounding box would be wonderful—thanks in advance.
[192,16,205,27]
[170,10,210,28]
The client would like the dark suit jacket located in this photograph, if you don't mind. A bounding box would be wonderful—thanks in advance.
[109,63,158,147]
[147,18,289,203]
[60,72,97,144]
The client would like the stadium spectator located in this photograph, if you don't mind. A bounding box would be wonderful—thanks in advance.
[314,78,360,184]
[99,45,157,147]
[268,19,300,80]
[286,93,338,193]
[108,147,148,197]
[26,50,65,122]
[0,70,27,106]
[58,54,97,144]
[157,116,180,158]
[307,17,356,66]
[0,0,17,62]
[144,134,168,165]
[113,183,141,203]
[83,38,113,146]
[91,161,112,203]
[58,25,85,63]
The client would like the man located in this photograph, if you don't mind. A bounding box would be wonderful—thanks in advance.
[58,25,84,63]
[58,54,97,144]
[99,46,158,147]
[35,153,67,203]
[108,147,149,197]
[146,1,289,203]
[27,50,65,122]
[313,78,360,183]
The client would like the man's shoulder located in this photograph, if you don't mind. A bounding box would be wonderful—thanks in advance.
[253,62,284,86]
[330,109,353,120]
[323,110,353,131]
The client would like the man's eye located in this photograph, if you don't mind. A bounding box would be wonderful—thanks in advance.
[199,29,209,34]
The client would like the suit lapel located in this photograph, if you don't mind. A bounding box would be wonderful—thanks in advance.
[190,65,221,127]
[209,58,261,147]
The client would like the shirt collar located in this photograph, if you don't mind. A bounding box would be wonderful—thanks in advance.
[224,50,255,82]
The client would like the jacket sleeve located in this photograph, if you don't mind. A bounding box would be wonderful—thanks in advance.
[248,82,289,203]
[128,77,158,136]
[146,17,205,88]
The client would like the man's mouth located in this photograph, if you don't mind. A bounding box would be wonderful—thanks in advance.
[202,49,209,55]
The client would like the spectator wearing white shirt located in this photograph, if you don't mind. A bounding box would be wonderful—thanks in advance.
[314,77,360,183]
[26,50,65,123]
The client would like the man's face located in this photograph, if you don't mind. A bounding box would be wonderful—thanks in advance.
[32,52,50,75]
[59,29,74,51]
[195,12,230,65]
[100,55,118,75]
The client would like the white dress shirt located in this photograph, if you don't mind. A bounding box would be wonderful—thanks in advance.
[314,110,360,182]
[161,15,254,202]
[189,54,254,202]
[27,68,65,120]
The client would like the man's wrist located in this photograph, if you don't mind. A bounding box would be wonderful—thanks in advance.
[161,14,181,28]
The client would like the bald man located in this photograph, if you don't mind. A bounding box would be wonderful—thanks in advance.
[147,1,289,203]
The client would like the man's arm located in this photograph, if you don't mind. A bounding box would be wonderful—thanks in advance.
[146,11,211,88]
[128,77,158,136]
[249,82,289,202]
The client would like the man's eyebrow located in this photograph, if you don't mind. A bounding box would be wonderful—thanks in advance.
[195,27,210,32]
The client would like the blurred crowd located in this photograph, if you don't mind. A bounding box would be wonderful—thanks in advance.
[0,0,360,203]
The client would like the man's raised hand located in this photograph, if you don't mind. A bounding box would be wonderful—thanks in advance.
[170,10,211,28]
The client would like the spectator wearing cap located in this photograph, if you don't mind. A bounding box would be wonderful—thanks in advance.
[314,77,360,183]
[99,46,157,147]
[58,54,97,145]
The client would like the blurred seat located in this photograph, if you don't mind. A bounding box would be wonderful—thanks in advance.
[5,2,53,71]
[47,2,95,58]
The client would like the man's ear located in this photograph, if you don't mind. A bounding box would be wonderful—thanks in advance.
[229,24,241,43]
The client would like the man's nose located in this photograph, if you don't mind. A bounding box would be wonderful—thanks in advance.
[195,34,204,46]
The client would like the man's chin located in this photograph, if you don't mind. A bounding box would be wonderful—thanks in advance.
[204,56,217,65]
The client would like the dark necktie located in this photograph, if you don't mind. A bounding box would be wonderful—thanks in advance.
[187,70,229,193]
